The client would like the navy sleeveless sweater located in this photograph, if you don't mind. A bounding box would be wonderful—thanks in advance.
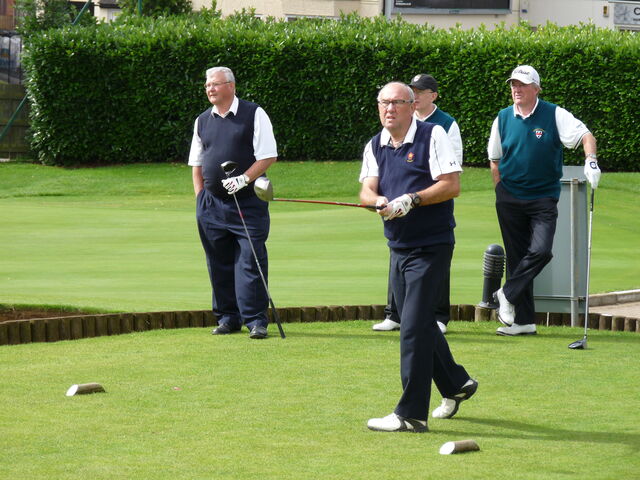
[371,121,455,249]
[198,99,259,199]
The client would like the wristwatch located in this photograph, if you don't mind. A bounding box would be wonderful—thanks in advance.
[409,192,421,209]
[586,153,598,160]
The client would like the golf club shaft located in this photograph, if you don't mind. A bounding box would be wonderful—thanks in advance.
[229,193,286,338]
[569,188,595,350]
[583,188,595,338]
[272,198,383,210]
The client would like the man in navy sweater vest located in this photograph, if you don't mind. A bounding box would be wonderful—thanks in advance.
[361,82,477,432]
[188,66,278,339]
[373,73,463,335]
[488,65,601,336]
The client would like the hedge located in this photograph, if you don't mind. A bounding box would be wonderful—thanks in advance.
[23,14,640,170]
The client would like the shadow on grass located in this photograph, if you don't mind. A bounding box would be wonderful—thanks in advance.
[282,331,532,349]
[539,329,640,345]
[285,330,398,341]
[283,328,509,343]
[441,416,640,449]
[277,323,640,349]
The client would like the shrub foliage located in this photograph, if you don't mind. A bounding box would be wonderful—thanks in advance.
[14,0,96,40]
[117,0,193,18]
[22,14,640,169]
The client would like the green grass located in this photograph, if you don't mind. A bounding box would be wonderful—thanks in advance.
[0,322,639,480]
[0,162,638,312]
[1,163,639,479]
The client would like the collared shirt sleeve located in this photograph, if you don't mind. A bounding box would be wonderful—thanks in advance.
[359,140,378,182]
[253,107,278,160]
[555,106,590,149]
[429,125,462,180]
[448,120,464,165]
[188,117,203,167]
[487,117,502,161]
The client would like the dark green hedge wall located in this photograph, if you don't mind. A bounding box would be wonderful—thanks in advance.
[23,14,640,170]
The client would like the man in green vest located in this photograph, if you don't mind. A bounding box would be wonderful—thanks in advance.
[488,65,601,336]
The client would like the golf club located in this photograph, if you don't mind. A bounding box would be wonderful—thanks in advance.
[220,161,286,339]
[254,177,384,210]
[569,188,595,350]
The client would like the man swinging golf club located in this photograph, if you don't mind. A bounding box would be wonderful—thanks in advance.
[488,65,601,336]
[373,73,463,335]
[188,66,277,339]
[360,82,477,432]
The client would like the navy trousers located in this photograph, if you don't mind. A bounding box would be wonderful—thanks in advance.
[383,254,452,325]
[196,189,270,330]
[391,244,470,421]
[495,182,558,325]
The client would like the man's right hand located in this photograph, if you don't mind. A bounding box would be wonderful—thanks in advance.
[383,194,412,221]
[375,196,389,218]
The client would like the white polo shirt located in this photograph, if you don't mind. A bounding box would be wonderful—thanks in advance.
[360,118,462,183]
[415,105,463,165]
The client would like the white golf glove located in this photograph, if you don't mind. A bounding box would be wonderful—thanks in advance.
[384,194,413,221]
[584,157,601,189]
[222,174,249,195]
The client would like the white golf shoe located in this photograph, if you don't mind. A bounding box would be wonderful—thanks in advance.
[496,323,537,336]
[437,321,447,334]
[432,378,478,419]
[494,288,515,326]
[367,413,428,433]
[372,318,401,331]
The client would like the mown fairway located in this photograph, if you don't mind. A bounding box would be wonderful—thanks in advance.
[0,162,638,312]
[0,322,639,480]
[1,162,639,480]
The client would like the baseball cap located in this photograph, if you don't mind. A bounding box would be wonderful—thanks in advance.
[409,74,438,92]
[507,65,540,87]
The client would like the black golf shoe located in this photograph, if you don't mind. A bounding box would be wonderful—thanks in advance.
[249,326,268,339]
[211,324,240,335]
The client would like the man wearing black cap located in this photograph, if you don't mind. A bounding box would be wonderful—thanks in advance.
[372,73,462,335]
[409,74,462,165]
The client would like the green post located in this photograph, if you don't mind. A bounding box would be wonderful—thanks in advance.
[71,0,93,25]
[138,0,143,14]
[0,95,28,146]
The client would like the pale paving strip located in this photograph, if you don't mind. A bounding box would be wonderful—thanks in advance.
[589,289,640,318]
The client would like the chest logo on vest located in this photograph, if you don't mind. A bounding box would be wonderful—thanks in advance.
[407,152,415,163]
[533,128,545,139]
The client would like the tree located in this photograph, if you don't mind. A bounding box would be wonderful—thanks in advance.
[118,0,193,17]
[14,0,96,40]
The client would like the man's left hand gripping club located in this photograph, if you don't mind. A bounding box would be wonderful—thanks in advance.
[223,173,249,194]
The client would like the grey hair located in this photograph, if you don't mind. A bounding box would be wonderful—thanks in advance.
[378,82,415,102]
[508,79,542,93]
[206,66,235,83]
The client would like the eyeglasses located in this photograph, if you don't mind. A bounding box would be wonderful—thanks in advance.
[204,81,232,90]
[377,99,414,107]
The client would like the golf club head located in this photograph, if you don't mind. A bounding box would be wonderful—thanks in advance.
[254,176,274,202]
[220,161,238,176]
[568,338,587,349]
